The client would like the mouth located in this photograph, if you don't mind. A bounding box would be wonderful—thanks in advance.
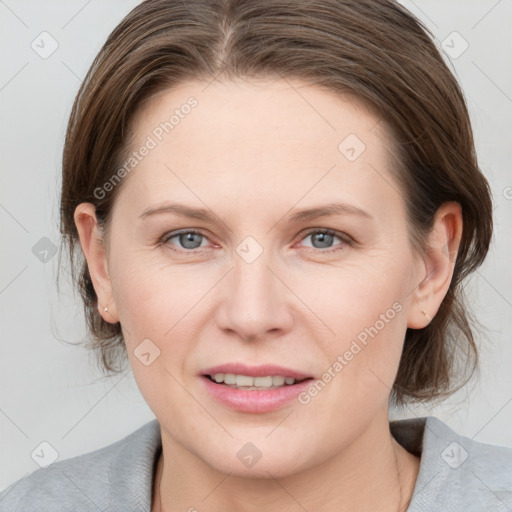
[199,364,315,412]
[203,373,314,390]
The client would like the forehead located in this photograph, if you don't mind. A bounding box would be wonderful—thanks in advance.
[131,78,387,155]
[117,78,404,224]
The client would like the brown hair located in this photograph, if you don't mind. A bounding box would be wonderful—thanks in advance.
[59,0,493,406]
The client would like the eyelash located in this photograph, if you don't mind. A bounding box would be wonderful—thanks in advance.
[158,228,354,255]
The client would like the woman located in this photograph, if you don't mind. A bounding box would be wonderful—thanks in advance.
[2,0,511,510]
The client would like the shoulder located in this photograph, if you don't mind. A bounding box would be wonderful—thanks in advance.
[404,416,512,512]
[0,419,161,512]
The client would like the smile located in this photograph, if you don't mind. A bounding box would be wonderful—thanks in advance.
[206,373,309,389]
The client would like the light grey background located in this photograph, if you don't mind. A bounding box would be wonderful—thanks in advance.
[1,0,511,491]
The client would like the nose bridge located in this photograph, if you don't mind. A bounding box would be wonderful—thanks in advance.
[234,244,274,302]
[217,235,292,340]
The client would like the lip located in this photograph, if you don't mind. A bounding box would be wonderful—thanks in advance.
[200,363,312,380]
[200,375,314,413]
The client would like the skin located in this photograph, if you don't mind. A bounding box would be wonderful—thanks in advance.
[74,78,462,512]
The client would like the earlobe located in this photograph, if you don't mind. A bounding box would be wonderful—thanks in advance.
[74,203,119,324]
[420,309,432,322]
[407,202,463,329]
[98,300,119,324]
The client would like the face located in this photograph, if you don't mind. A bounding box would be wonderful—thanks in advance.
[94,79,426,477]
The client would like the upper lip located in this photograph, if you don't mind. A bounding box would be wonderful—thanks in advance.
[201,363,313,380]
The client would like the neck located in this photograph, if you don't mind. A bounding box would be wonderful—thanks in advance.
[153,415,420,512]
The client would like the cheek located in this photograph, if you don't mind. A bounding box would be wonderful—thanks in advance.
[111,254,202,414]
[110,247,202,338]
[305,252,411,401]
[307,253,408,339]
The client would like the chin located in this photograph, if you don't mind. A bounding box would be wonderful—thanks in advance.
[198,441,314,479]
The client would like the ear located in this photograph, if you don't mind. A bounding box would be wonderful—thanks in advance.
[74,203,119,324]
[407,201,463,329]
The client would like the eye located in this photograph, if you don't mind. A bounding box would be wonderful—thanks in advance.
[159,229,212,252]
[295,228,352,253]
[159,228,353,254]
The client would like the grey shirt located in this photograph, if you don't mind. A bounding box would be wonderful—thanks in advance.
[1,416,511,511]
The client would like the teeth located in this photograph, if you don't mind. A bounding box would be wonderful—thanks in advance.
[210,373,299,388]
[237,375,255,387]
[213,374,225,383]
[223,373,236,385]
[272,376,285,386]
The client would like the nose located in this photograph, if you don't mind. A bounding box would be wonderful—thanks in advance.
[214,246,295,342]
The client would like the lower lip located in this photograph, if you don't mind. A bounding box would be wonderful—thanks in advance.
[200,376,314,413]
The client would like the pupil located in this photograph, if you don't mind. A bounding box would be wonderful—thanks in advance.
[181,233,201,249]
[313,232,333,248]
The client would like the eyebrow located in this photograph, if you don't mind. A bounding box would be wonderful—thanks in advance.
[139,201,373,223]
[286,202,373,222]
